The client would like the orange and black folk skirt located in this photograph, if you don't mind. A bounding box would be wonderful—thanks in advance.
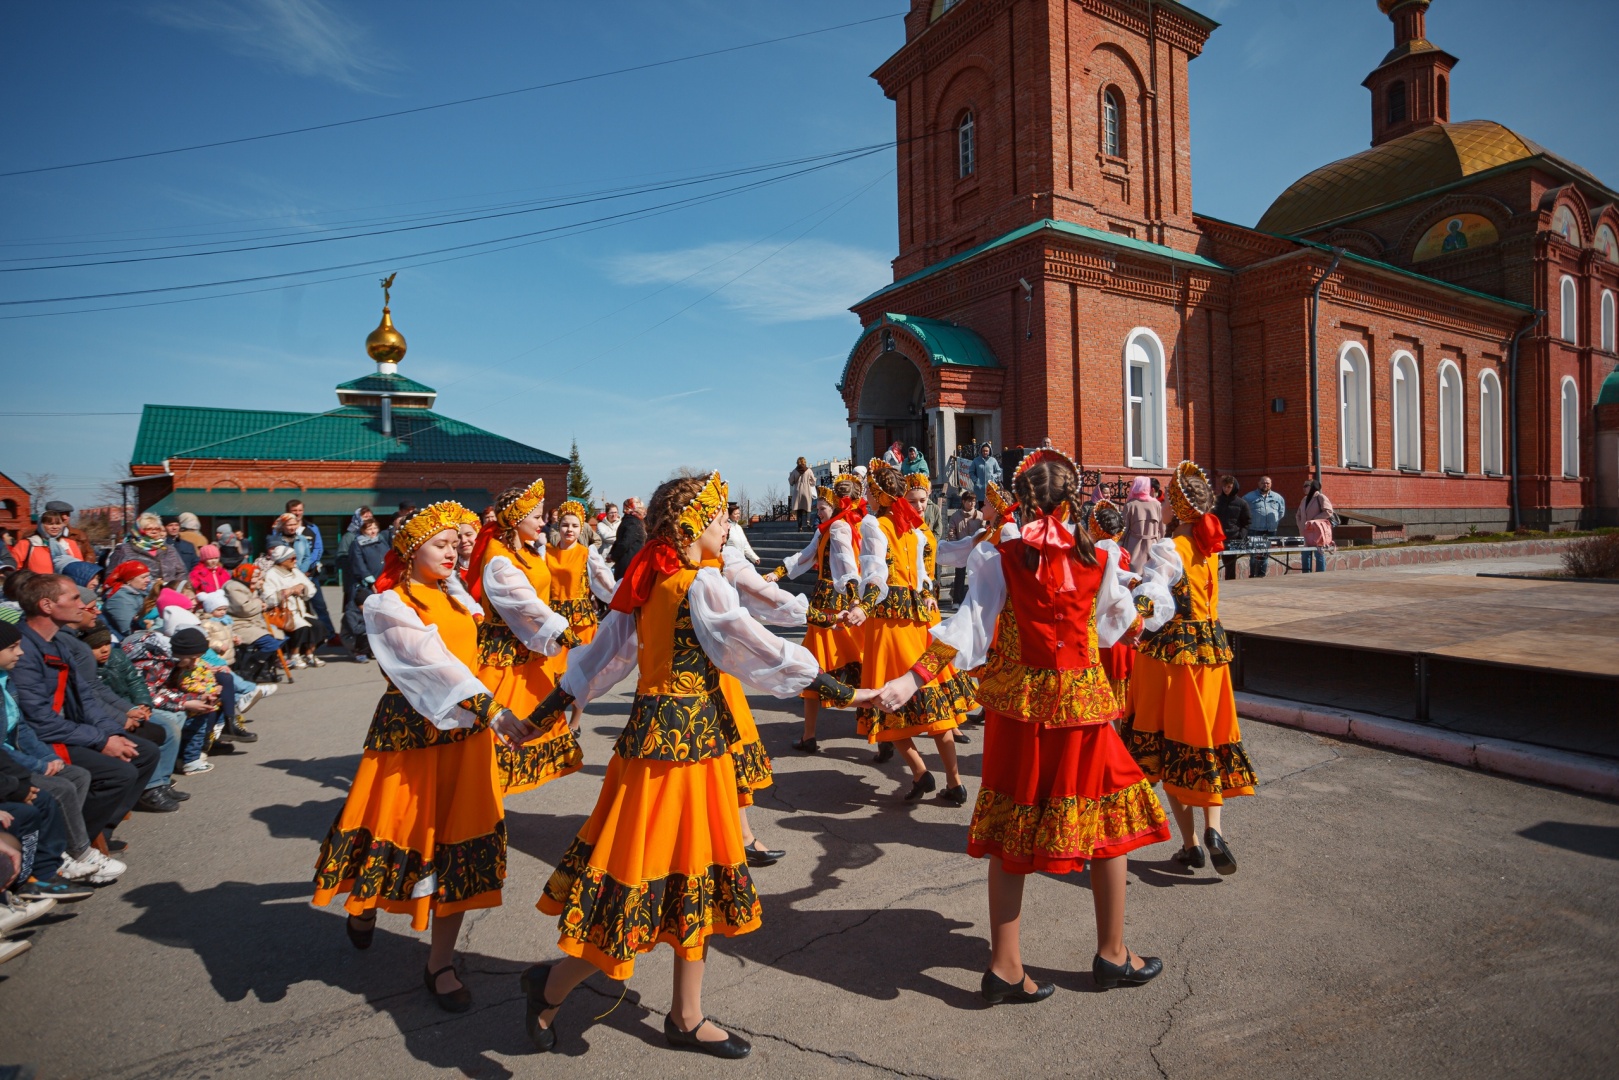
[477,619,583,795]
[1122,618,1257,808]
[719,674,772,806]
[857,597,975,743]
[313,691,507,930]
[800,575,861,697]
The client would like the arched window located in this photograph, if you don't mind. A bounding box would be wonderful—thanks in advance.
[1438,361,1464,473]
[1102,90,1121,158]
[1602,289,1616,352]
[1387,81,1407,125]
[1560,275,1578,342]
[1436,75,1448,120]
[1339,343,1372,468]
[1123,329,1165,468]
[1392,352,1421,470]
[957,111,975,179]
[1479,369,1503,476]
[1560,377,1580,477]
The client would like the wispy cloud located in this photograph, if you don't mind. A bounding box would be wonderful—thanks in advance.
[606,239,891,324]
[147,0,394,92]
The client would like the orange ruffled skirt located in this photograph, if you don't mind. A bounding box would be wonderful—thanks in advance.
[479,647,584,796]
[799,621,861,700]
[313,729,506,931]
[1124,655,1257,807]
[857,617,970,742]
[538,750,761,981]
[969,712,1169,874]
[720,673,772,806]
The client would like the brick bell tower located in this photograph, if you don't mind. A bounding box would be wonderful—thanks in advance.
[1362,0,1456,146]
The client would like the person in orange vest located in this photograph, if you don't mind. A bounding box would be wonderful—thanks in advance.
[10,510,84,574]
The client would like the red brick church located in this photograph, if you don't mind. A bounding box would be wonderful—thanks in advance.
[838,0,1619,531]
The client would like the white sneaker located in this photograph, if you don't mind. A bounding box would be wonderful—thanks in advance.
[183,758,214,775]
[288,656,307,669]
[84,849,127,883]
[238,683,276,714]
[56,851,100,882]
[0,893,56,934]
[0,939,31,965]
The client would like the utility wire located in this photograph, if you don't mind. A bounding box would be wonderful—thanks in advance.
[0,13,903,179]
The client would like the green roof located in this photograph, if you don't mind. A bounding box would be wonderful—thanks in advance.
[838,313,998,392]
[334,372,437,395]
[130,404,565,466]
[856,218,1227,308]
[1599,368,1619,406]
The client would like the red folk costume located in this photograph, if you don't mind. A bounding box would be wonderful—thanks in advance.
[465,479,584,796]
[524,473,856,980]
[773,474,864,690]
[313,502,509,929]
[1085,499,1137,708]
[1122,461,1259,808]
[911,451,1172,873]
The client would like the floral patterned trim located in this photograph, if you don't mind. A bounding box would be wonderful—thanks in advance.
[363,686,489,752]
[497,726,584,791]
[314,820,506,905]
[732,739,773,801]
[967,779,1167,866]
[460,693,501,724]
[866,585,937,622]
[543,838,761,965]
[857,671,975,736]
[911,640,958,683]
[807,576,853,628]
[1118,720,1258,795]
[1139,618,1233,666]
[614,692,742,763]
[809,672,856,707]
[974,662,1122,727]
[1134,593,1156,619]
[861,583,883,611]
[551,596,600,630]
[476,617,531,668]
[557,626,585,650]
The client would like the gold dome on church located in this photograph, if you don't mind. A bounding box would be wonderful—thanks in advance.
[365,307,407,364]
[1257,120,1542,236]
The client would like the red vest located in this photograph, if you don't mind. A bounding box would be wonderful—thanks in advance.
[995,536,1103,671]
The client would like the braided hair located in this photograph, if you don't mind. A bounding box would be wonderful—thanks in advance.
[1093,500,1125,539]
[392,506,473,615]
[645,474,709,568]
[1011,458,1097,568]
[493,481,538,567]
[868,464,905,515]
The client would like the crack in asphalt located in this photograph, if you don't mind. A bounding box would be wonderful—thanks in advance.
[725,1019,959,1078]
[1258,740,1344,787]
[1146,929,1196,1080]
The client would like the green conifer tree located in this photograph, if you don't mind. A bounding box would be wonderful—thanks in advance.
[567,438,595,515]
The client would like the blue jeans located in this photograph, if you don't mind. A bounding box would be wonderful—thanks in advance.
[180,710,218,765]
[1249,531,1274,577]
[1301,548,1327,573]
[144,708,184,789]
[1,792,67,880]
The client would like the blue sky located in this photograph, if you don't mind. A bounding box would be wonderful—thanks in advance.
[2,0,1614,513]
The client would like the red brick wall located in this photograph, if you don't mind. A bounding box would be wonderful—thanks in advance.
[0,472,30,538]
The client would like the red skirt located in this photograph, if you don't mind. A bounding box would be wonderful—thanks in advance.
[967,711,1171,875]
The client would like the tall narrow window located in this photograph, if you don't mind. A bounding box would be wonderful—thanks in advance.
[1560,275,1578,342]
[1602,289,1616,352]
[1102,91,1121,157]
[1479,370,1503,475]
[1392,353,1421,470]
[1339,344,1372,468]
[1124,330,1165,468]
[1438,361,1463,473]
[957,111,975,178]
[1560,377,1580,477]
[1387,81,1407,125]
[1436,75,1448,120]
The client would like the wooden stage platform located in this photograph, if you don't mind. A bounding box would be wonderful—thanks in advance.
[1218,567,1619,759]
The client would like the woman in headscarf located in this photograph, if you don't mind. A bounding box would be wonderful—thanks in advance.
[225,562,285,682]
[61,561,102,592]
[1121,476,1164,569]
[108,513,187,583]
[901,446,930,477]
[214,524,246,569]
[102,561,154,637]
[262,545,321,668]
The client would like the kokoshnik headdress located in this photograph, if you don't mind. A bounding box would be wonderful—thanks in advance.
[865,458,900,508]
[818,471,860,506]
[676,471,729,542]
[1167,460,1213,523]
[554,499,587,525]
[1086,498,1125,542]
[904,471,932,493]
[392,501,479,559]
[498,477,546,529]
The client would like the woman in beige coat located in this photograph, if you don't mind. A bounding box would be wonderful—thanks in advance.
[262,545,322,668]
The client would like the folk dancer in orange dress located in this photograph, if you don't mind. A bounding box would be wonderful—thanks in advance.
[1082,499,1138,710]
[463,479,585,797]
[763,472,863,753]
[313,502,517,1012]
[544,499,617,734]
[494,472,872,1059]
[851,459,975,805]
[876,450,1176,1000]
[1121,460,1258,875]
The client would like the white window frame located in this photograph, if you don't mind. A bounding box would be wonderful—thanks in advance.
[1560,275,1578,343]
[1102,90,1121,158]
[1338,342,1372,468]
[1560,376,1580,478]
[1437,360,1464,474]
[1479,369,1503,476]
[1123,327,1167,469]
[1602,289,1616,352]
[1391,351,1422,471]
[958,111,975,179]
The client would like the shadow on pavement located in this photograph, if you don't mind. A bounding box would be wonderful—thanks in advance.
[257,755,361,793]
[1518,821,1619,861]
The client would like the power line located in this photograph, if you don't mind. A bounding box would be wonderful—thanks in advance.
[0,13,904,179]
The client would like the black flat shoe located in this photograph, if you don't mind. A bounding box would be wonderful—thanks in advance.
[744,842,785,867]
[1171,845,1206,870]
[791,737,819,754]
[937,784,969,807]
[423,963,472,1013]
[1092,951,1163,989]
[874,742,894,764]
[903,772,937,802]
[663,1015,752,1059]
[1205,828,1237,875]
[345,913,376,950]
[951,729,970,744]
[520,964,565,1051]
[980,968,1056,1005]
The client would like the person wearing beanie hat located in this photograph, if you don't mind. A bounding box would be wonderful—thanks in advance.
[62,562,103,591]
[176,513,209,552]
[189,545,230,594]
[127,626,236,775]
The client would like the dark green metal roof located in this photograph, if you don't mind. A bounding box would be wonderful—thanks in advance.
[838,313,998,392]
[334,371,437,395]
[130,404,565,466]
[1599,368,1619,406]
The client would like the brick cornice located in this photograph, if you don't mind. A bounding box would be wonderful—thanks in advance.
[873,0,1018,97]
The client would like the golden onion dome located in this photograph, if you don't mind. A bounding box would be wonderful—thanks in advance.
[1257,120,1543,236]
[365,305,407,365]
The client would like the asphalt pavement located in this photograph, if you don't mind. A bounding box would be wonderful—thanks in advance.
[3,644,1616,1079]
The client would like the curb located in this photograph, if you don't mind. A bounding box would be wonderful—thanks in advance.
[1235,691,1619,799]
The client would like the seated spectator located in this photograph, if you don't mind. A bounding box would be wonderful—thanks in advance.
[195,593,271,720]
[129,627,224,776]
[176,513,209,553]
[344,517,386,663]
[76,621,189,811]
[11,573,161,853]
[108,513,187,583]
[163,518,200,571]
[61,561,102,592]
[224,563,285,683]
[262,546,321,669]
[9,511,86,575]
[101,561,154,637]
[0,760,95,902]
[189,546,231,593]
[1,620,122,884]
[1,824,63,966]
[214,524,246,569]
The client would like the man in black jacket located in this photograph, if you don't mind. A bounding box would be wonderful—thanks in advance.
[11,574,159,849]
[1214,475,1252,582]
[607,497,647,578]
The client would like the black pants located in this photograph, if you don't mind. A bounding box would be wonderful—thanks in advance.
[1221,552,1242,580]
[796,510,809,531]
[307,584,336,639]
[67,734,160,841]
